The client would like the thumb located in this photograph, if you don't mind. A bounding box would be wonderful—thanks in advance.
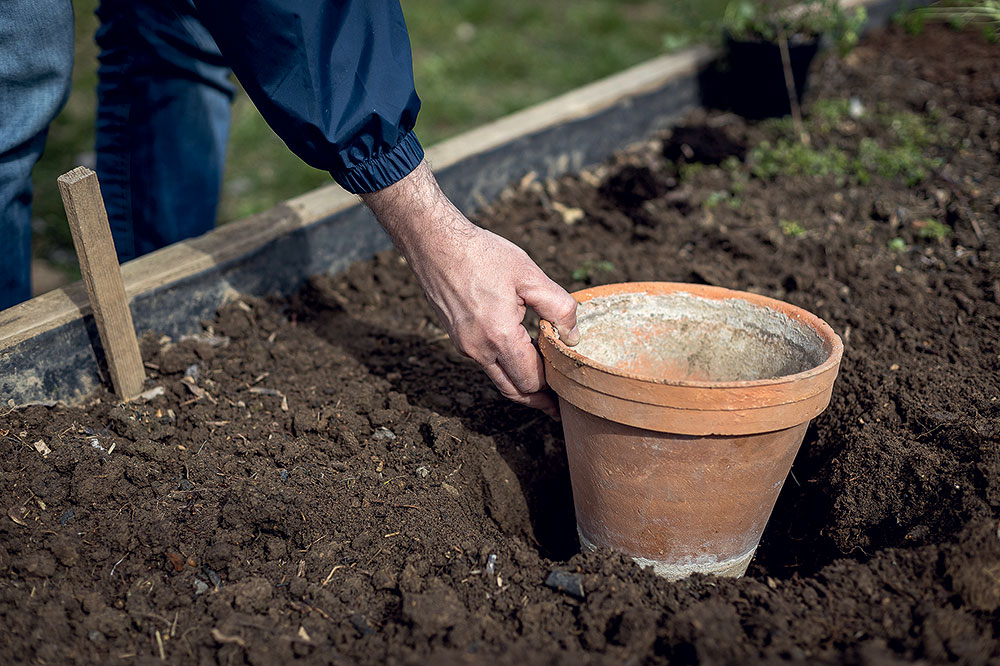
[521,274,580,346]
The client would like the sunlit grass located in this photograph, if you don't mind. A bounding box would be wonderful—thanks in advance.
[31,0,727,277]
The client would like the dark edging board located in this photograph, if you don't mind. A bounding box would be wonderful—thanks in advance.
[0,0,912,406]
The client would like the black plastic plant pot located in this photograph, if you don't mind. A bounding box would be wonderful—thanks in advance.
[723,34,821,119]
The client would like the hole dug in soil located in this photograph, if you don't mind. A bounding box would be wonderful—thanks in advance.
[2,24,1000,666]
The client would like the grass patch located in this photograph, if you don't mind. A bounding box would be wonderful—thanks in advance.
[749,139,851,181]
[748,103,944,186]
[30,0,728,278]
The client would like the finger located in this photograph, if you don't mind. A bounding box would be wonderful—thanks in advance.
[494,326,547,395]
[520,275,580,346]
[483,361,557,415]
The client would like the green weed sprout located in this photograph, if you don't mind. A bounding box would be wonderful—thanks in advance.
[780,220,807,237]
[914,219,951,240]
[572,260,616,282]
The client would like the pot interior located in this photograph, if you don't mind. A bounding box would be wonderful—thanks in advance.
[571,291,828,383]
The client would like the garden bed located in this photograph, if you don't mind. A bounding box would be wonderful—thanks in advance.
[2,23,999,665]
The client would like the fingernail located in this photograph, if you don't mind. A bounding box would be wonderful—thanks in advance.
[563,325,581,346]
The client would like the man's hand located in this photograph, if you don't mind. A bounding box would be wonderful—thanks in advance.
[361,161,579,417]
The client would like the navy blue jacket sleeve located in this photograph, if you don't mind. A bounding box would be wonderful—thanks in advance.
[193,0,423,193]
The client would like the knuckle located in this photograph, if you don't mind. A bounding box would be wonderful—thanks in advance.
[553,295,578,324]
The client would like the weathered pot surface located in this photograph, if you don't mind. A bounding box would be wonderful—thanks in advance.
[539,282,843,579]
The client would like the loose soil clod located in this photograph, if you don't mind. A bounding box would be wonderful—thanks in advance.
[1,24,999,665]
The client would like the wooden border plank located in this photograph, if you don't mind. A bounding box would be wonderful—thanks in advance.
[0,0,918,406]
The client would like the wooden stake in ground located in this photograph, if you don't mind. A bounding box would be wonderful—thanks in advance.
[58,166,145,400]
[778,33,810,147]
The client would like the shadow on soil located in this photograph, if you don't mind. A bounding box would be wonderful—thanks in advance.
[293,280,582,561]
[293,278,856,576]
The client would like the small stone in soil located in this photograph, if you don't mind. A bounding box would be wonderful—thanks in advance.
[59,508,75,526]
[545,570,585,599]
[373,427,396,442]
[193,578,210,595]
[280,469,289,482]
[350,613,376,636]
[415,466,429,478]
[177,478,195,491]
[202,566,222,590]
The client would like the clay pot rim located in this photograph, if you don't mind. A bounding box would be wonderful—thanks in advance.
[540,281,844,390]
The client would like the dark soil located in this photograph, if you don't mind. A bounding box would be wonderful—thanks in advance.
[3,24,999,666]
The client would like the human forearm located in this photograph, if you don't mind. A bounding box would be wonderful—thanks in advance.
[361,161,580,416]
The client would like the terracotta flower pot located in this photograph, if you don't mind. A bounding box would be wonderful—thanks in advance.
[539,282,843,579]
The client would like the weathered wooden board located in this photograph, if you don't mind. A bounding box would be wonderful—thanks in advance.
[0,0,915,406]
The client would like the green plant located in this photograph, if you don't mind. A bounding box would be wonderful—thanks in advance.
[893,2,928,33]
[914,219,951,240]
[723,0,867,54]
[704,190,744,210]
[747,103,944,187]
[750,139,851,181]
[780,220,807,237]
[572,260,616,282]
[887,237,908,252]
[678,162,706,181]
[705,190,730,208]
[914,1,1000,40]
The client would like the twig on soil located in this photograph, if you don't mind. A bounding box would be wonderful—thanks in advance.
[290,600,332,621]
[247,387,289,411]
[210,628,246,648]
[365,548,383,568]
[321,565,345,586]
[393,504,425,510]
[155,629,166,661]
[298,534,328,553]
[110,552,128,578]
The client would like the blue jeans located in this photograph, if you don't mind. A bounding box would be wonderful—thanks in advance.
[0,0,234,310]
[0,0,74,310]
[96,0,234,261]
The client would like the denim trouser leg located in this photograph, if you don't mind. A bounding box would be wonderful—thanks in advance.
[0,0,74,310]
[95,0,234,262]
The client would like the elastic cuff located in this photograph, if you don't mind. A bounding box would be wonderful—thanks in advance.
[332,131,425,194]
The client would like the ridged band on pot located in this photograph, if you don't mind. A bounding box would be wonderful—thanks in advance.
[539,282,844,436]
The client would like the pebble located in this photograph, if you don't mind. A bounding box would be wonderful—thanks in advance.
[193,578,210,595]
[59,508,75,527]
[415,466,429,478]
[350,613,376,636]
[373,427,396,442]
[280,469,289,482]
[177,479,195,491]
[202,566,223,590]
[545,570,585,599]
